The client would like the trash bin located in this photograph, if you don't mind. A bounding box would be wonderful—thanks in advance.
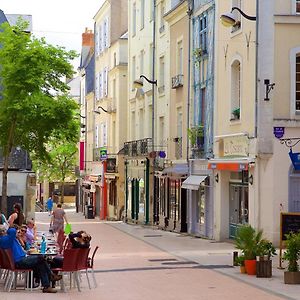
[87,205,94,219]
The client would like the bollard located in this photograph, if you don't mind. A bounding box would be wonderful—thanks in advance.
[233,251,238,266]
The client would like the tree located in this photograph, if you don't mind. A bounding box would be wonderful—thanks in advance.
[33,122,79,204]
[0,19,78,214]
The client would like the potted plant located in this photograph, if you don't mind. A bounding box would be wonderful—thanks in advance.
[187,125,204,148]
[235,255,246,274]
[283,232,300,284]
[235,225,263,275]
[231,107,240,120]
[256,239,277,278]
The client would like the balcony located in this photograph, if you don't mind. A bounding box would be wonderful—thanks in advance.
[171,74,184,89]
[124,138,152,157]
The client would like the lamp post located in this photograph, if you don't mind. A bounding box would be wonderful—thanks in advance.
[133,74,157,224]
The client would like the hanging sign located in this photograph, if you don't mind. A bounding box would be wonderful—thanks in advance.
[289,149,300,170]
[100,147,107,161]
[274,127,285,139]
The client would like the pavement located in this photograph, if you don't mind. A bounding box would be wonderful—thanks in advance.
[0,209,298,299]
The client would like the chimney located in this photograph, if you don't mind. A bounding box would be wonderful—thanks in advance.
[82,27,94,47]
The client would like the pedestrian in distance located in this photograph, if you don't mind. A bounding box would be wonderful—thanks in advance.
[46,196,54,216]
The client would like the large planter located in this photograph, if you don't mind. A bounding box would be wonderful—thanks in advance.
[256,259,272,278]
[245,259,256,275]
[284,271,300,284]
[240,266,246,274]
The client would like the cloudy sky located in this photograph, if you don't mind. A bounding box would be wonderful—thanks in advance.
[1,0,104,69]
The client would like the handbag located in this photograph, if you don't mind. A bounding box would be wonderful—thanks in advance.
[64,223,72,235]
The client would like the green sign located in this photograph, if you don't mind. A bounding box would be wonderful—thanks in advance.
[100,147,107,160]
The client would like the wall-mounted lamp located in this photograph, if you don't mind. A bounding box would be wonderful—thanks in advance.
[93,106,110,115]
[264,79,275,101]
[220,7,256,27]
[133,75,157,89]
[248,174,253,185]
[215,173,219,183]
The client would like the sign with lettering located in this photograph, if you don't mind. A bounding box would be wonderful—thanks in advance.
[280,212,300,241]
[223,136,249,157]
[273,127,284,139]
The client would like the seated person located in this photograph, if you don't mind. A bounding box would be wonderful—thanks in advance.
[26,219,37,245]
[16,225,28,250]
[0,225,61,293]
[69,231,91,249]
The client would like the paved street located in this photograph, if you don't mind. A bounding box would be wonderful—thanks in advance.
[0,209,296,299]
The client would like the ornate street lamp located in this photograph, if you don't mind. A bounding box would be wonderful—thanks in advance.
[220,7,256,27]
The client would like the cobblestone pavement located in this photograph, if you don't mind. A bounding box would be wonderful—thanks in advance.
[0,209,294,299]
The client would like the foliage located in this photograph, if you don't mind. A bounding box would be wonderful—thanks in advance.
[235,255,246,266]
[234,225,263,260]
[232,107,240,119]
[187,125,204,147]
[0,19,78,213]
[256,239,277,259]
[193,47,206,66]
[283,232,300,272]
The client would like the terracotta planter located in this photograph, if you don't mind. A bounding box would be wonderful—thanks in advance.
[284,271,300,284]
[240,266,246,274]
[245,259,256,275]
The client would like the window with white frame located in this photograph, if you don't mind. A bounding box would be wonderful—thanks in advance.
[139,108,144,139]
[177,40,183,75]
[95,73,99,100]
[95,26,99,56]
[141,0,145,29]
[296,55,300,111]
[132,2,136,36]
[140,50,144,75]
[160,1,165,33]
[132,56,136,83]
[99,24,103,53]
[159,56,165,88]
[231,60,241,119]
[199,15,207,53]
[177,109,183,138]
[99,72,103,99]
[103,67,108,97]
[159,116,165,146]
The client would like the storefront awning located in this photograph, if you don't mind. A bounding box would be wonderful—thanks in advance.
[162,163,188,177]
[181,175,207,190]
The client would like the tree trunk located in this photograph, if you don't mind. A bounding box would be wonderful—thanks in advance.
[1,120,16,215]
[1,154,9,215]
[61,180,65,204]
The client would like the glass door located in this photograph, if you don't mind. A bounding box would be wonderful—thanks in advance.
[229,184,249,238]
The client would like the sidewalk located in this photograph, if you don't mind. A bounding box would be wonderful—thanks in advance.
[32,210,297,299]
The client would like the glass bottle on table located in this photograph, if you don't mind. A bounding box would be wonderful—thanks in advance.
[40,234,47,254]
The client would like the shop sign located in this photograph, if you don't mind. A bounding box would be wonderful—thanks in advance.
[289,149,300,170]
[223,136,249,157]
[106,158,116,173]
[274,127,284,139]
[100,147,107,161]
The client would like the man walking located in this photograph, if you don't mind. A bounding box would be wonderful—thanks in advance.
[46,196,54,216]
[0,225,61,293]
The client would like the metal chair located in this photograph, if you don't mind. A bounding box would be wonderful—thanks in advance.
[0,248,33,292]
[87,246,99,288]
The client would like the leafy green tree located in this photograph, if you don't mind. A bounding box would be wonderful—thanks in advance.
[33,124,79,203]
[0,19,78,214]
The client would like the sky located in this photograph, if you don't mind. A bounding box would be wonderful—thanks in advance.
[0,0,104,70]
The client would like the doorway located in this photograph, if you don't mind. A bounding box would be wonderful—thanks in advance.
[229,184,249,238]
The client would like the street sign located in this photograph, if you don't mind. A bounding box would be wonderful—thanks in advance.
[100,147,107,161]
[274,127,284,139]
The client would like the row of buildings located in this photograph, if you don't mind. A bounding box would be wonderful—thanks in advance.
[77,0,300,245]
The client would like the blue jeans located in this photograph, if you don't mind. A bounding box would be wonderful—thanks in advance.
[15,255,51,288]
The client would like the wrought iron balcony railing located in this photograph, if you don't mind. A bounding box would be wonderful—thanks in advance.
[124,138,152,157]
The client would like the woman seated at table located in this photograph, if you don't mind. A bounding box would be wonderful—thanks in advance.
[25,219,37,245]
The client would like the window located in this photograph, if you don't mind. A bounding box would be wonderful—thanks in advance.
[132,3,136,36]
[297,0,300,13]
[160,1,165,33]
[231,60,241,119]
[177,109,183,138]
[141,0,145,29]
[296,56,300,111]
[95,26,99,56]
[159,56,165,89]
[132,56,136,84]
[95,125,99,148]
[159,116,165,146]
[149,43,153,75]
[177,40,183,75]
[131,111,136,140]
[199,15,207,53]
[95,73,99,100]
[139,108,144,139]
[99,72,103,99]
[99,24,103,53]
[140,50,144,75]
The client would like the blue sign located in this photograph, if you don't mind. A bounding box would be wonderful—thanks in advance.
[289,149,300,170]
[274,127,285,139]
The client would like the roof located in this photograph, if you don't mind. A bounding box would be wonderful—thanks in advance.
[0,9,8,24]
[5,14,32,32]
